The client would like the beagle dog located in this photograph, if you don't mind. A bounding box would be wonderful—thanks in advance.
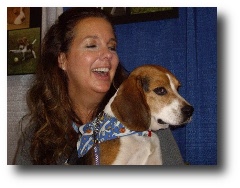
[7,7,26,25]
[76,64,194,165]
[9,37,37,61]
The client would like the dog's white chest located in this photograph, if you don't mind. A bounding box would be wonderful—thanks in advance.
[112,132,162,165]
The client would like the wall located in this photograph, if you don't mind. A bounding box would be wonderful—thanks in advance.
[7,74,34,164]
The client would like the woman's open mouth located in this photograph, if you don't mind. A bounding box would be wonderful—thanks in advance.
[92,67,110,78]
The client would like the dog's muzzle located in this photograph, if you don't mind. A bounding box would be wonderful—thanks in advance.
[157,119,167,124]
[157,105,194,126]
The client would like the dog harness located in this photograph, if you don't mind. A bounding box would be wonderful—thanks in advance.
[72,112,151,164]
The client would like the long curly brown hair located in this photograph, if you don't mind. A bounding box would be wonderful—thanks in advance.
[23,8,128,164]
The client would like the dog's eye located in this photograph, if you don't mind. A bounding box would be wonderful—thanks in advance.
[153,87,167,95]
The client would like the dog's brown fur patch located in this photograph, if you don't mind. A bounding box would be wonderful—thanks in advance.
[100,139,120,165]
[111,75,151,132]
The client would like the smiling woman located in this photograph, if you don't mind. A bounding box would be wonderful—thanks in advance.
[58,17,119,110]
[13,8,184,165]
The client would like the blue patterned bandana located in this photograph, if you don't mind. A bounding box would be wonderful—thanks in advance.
[72,112,151,158]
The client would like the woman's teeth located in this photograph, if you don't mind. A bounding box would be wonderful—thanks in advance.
[92,68,109,74]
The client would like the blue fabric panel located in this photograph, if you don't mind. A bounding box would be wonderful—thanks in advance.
[185,8,217,165]
[114,7,217,165]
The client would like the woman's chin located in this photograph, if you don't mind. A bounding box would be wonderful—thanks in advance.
[93,84,112,94]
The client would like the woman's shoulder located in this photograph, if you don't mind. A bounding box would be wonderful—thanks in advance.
[156,128,184,165]
[13,124,69,165]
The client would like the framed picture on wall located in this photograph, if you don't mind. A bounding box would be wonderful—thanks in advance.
[102,7,179,24]
[7,27,41,75]
[7,7,30,30]
[7,7,42,75]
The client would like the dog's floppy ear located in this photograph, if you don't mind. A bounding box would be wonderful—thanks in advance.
[111,75,151,131]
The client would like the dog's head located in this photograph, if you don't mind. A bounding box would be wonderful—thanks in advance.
[17,37,29,50]
[110,64,194,131]
[7,7,25,25]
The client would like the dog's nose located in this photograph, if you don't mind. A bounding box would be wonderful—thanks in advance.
[181,105,194,118]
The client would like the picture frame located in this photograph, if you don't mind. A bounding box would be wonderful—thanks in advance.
[7,27,41,75]
[7,7,42,75]
[102,7,179,24]
[7,7,30,31]
[7,7,42,30]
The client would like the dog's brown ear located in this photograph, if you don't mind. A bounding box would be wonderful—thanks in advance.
[111,75,151,131]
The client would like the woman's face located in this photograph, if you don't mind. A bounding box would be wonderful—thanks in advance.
[59,17,119,96]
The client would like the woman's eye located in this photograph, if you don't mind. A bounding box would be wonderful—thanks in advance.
[153,87,167,95]
[86,45,97,48]
[108,46,116,51]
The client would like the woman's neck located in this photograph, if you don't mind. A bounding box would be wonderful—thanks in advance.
[69,89,106,124]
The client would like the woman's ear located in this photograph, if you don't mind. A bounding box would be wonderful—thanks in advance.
[111,75,151,131]
[58,53,67,71]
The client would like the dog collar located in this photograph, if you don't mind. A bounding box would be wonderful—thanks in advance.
[72,112,151,158]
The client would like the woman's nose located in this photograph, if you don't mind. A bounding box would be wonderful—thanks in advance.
[99,47,113,60]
